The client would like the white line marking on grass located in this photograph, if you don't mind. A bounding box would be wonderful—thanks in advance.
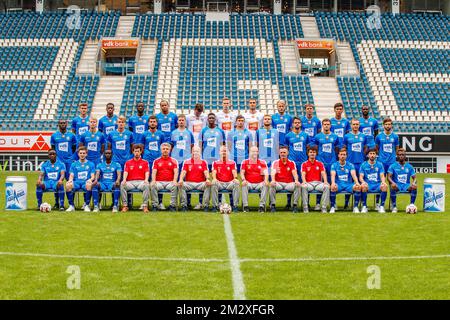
[240,254,450,263]
[0,251,227,263]
[222,214,246,300]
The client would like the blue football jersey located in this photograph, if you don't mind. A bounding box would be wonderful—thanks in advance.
[199,127,226,164]
[343,132,368,165]
[107,129,134,165]
[375,132,399,165]
[256,128,279,165]
[312,132,340,166]
[71,115,90,140]
[227,128,253,165]
[359,117,379,148]
[300,116,322,138]
[271,113,293,146]
[156,112,178,141]
[360,161,385,185]
[128,115,149,144]
[69,160,96,182]
[330,117,350,145]
[41,160,66,181]
[98,115,118,137]
[331,161,355,185]
[50,131,78,162]
[388,162,415,188]
[79,130,105,162]
[142,130,166,162]
[284,131,311,164]
[170,128,195,163]
[96,161,122,184]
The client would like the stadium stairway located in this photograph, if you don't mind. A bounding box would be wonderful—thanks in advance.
[309,77,343,119]
[279,41,301,74]
[336,42,359,76]
[300,16,320,38]
[76,40,98,75]
[137,40,157,74]
[115,16,135,38]
[91,76,126,117]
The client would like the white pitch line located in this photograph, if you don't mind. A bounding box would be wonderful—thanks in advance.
[222,214,246,300]
[0,251,227,263]
[240,254,450,263]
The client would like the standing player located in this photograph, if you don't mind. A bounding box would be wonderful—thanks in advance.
[256,115,280,170]
[329,148,362,213]
[301,146,330,213]
[211,146,240,212]
[128,102,149,145]
[343,119,368,209]
[227,115,253,172]
[216,97,237,139]
[359,105,379,149]
[36,149,66,211]
[330,102,350,146]
[178,146,212,212]
[241,146,270,213]
[199,113,226,170]
[98,103,118,138]
[79,117,105,166]
[186,103,208,145]
[269,146,301,213]
[65,147,96,212]
[156,100,178,142]
[150,143,179,212]
[121,145,150,213]
[300,104,322,139]
[243,98,264,140]
[71,103,90,140]
[359,149,388,213]
[387,148,417,213]
[271,100,292,146]
[107,116,134,169]
[92,149,122,213]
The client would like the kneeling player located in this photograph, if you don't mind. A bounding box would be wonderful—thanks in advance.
[92,149,122,213]
[36,149,66,211]
[359,149,388,213]
[65,147,96,212]
[330,148,361,213]
[387,148,417,213]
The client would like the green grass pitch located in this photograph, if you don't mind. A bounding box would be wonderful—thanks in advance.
[0,171,449,299]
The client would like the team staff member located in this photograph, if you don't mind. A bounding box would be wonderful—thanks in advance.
[36,149,66,211]
[156,100,178,142]
[241,146,269,213]
[301,146,330,213]
[269,146,301,213]
[107,116,134,169]
[178,146,212,212]
[211,146,240,212]
[271,100,292,146]
[79,117,105,166]
[98,103,118,138]
[150,143,178,212]
[120,145,150,213]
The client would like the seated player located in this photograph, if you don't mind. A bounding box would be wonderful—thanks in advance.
[329,148,362,213]
[211,146,240,213]
[178,146,212,212]
[241,146,269,213]
[65,147,96,212]
[150,143,178,211]
[387,148,418,213]
[36,149,66,211]
[359,149,388,213]
[92,149,122,213]
[269,146,301,213]
[300,146,330,213]
[120,144,150,213]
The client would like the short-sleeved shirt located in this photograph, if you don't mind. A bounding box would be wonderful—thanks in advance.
[331,161,355,185]
[107,129,134,165]
[80,130,105,162]
[271,113,293,146]
[375,132,399,165]
[69,160,96,182]
[285,131,311,164]
[124,158,149,181]
[343,132,368,165]
[199,127,226,164]
[156,112,178,141]
[243,111,264,132]
[256,128,279,165]
[301,160,325,183]
[330,117,350,145]
[128,114,149,144]
[182,158,208,183]
[360,161,385,186]
[312,132,340,166]
[271,159,296,183]
[152,156,178,182]
[51,131,77,162]
[388,162,415,188]
[142,130,166,162]
[98,115,118,137]
[241,158,268,184]
[359,117,379,148]
[300,116,322,138]
[170,128,195,163]
[216,111,237,138]
[41,160,66,181]
[227,128,253,165]
[213,160,236,182]
[186,113,207,144]
[96,161,122,183]
[71,115,90,140]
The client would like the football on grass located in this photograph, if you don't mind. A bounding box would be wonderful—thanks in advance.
[219,203,232,214]
[40,203,52,213]
[406,204,418,214]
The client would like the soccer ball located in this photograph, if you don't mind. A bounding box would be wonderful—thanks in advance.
[406,204,417,214]
[219,203,232,215]
[40,202,52,213]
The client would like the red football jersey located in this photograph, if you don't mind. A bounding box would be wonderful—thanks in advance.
[241,159,268,184]
[124,158,149,181]
[152,156,178,181]
[271,159,296,183]
[213,160,236,182]
[301,160,325,182]
[182,158,208,182]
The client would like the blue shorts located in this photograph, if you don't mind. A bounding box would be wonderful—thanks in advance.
[63,161,73,179]
[72,180,89,192]
[337,183,355,193]
[367,184,382,193]
[43,180,61,191]
[236,163,241,173]
[394,184,411,193]
[98,182,115,192]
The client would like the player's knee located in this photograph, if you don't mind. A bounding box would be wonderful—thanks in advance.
[380,185,387,192]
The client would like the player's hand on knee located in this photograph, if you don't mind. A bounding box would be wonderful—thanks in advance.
[390,183,398,191]
[66,181,73,189]
[354,184,361,192]
[331,183,338,192]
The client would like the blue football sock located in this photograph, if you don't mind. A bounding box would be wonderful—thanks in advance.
[411,189,417,204]
[361,192,368,207]
[58,186,65,208]
[391,191,397,208]
[330,192,337,207]
[92,188,99,207]
[344,194,350,207]
[380,191,387,206]
[67,191,74,206]
[113,189,120,207]
[354,192,361,207]
[84,191,92,206]
[36,186,44,207]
